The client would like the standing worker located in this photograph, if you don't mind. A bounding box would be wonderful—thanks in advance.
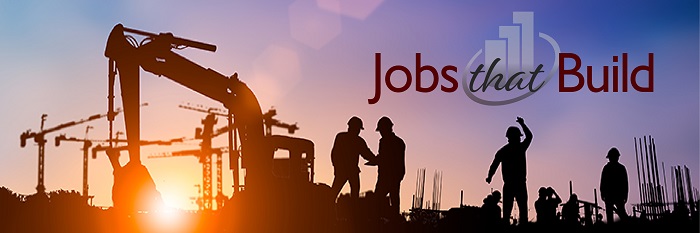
[372,116,406,219]
[485,116,533,225]
[330,116,376,200]
[600,147,629,223]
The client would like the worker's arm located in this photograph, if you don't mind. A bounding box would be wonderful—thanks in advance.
[330,134,341,167]
[517,117,533,149]
[550,187,562,205]
[486,151,502,184]
[600,166,608,202]
[622,166,629,203]
[359,138,376,162]
[365,137,383,166]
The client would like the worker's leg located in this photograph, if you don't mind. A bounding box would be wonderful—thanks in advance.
[614,201,628,220]
[515,182,528,224]
[388,180,401,215]
[331,173,348,200]
[375,177,390,197]
[502,183,515,223]
[349,173,360,199]
[373,178,391,220]
[605,201,614,223]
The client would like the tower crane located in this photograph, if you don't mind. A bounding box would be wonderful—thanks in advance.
[148,111,221,211]
[149,147,226,211]
[91,137,185,162]
[19,105,144,194]
[53,125,94,201]
[175,103,301,210]
[179,102,300,136]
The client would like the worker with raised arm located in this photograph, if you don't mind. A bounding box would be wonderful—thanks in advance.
[330,116,376,200]
[486,116,533,225]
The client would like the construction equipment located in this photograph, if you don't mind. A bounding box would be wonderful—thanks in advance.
[19,105,140,194]
[104,24,329,232]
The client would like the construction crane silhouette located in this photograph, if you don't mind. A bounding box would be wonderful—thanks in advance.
[179,102,300,136]
[19,105,145,194]
[182,103,301,194]
[149,107,225,211]
[149,147,227,211]
[169,103,301,211]
[91,137,186,161]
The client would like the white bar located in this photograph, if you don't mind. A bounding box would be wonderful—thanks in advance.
[514,12,534,72]
[485,40,506,75]
[499,25,520,76]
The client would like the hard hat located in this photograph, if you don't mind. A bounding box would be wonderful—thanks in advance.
[492,190,501,198]
[506,126,523,138]
[347,116,364,130]
[376,116,393,131]
[606,147,620,158]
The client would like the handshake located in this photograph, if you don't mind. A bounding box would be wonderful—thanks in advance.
[365,157,379,166]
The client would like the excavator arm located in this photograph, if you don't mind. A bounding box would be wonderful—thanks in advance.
[105,24,264,168]
[105,24,276,212]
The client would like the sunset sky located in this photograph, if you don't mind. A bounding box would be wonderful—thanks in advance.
[0,0,697,222]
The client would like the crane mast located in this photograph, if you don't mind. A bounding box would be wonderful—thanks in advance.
[54,126,94,200]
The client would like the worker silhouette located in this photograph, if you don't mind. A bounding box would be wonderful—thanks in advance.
[561,193,580,226]
[535,187,561,224]
[600,147,629,223]
[485,116,532,224]
[330,116,376,200]
[371,116,406,219]
[481,190,502,226]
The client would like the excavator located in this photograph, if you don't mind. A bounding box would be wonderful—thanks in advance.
[104,24,333,232]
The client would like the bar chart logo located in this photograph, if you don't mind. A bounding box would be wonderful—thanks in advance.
[462,12,561,106]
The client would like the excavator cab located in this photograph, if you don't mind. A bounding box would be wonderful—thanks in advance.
[269,135,315,183]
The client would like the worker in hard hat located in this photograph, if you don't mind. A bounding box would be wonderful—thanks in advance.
[330,116,376,201]
[561,193,581,225]
[600,147,629,223]
[485,116,533,225]
[535,186,562,224]
[371,116,406,219]
[482,190,503,225]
